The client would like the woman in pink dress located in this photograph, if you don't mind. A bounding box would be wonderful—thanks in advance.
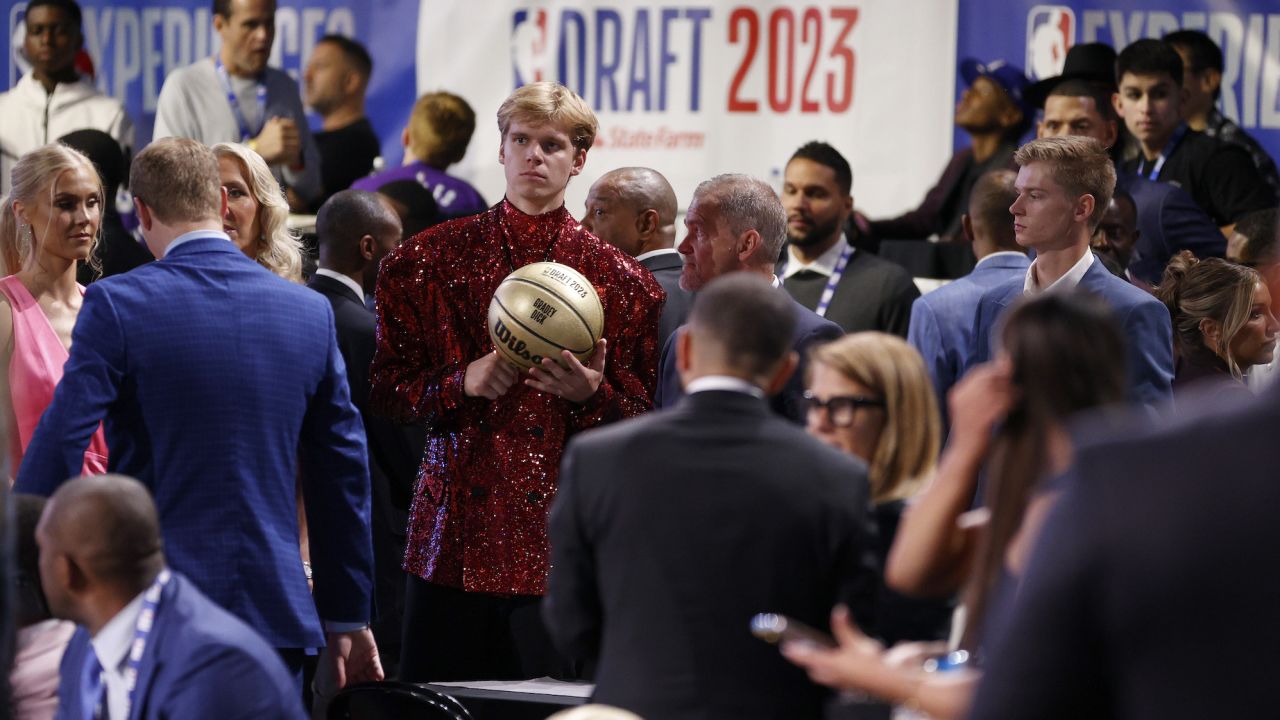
[0,143,110,479]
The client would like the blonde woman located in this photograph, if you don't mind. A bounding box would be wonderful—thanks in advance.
[212,142,304,283]
[0,143,108,478]
[804,332,948,644]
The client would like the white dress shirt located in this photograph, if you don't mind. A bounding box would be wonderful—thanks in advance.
[91,589,148,720]
[635,248,680,263]
[1023,248,1094,294]
[684,375,765,398]
[782,233,853,280]
[314,268,365,300]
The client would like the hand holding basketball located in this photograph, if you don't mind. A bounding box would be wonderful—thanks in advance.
[464,351,520,400]
[526,338,608,402]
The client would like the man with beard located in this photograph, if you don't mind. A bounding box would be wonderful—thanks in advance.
[779,142,919,336]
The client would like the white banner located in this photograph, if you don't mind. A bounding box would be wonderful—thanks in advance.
[417,0,959,218]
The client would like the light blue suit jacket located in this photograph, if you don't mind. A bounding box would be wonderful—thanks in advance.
[16,234,373,648]
[55,573,306,720]
[908,252,1030,427]
[967,257,1174,407]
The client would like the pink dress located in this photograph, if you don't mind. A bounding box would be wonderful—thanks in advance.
[1,275,108,477]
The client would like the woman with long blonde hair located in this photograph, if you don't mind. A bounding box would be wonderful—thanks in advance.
[0,143,109,478]
[212,142,304,283]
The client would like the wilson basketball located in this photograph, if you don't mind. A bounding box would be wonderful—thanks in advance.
[487,262,605,370]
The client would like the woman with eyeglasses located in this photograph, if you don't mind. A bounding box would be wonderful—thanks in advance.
[1156,250,1278,397]
[803,332,950,645]
[786,293,1129,720]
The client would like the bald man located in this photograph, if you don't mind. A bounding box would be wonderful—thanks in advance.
[583,167,692,345]
[36,475,304,719]
[310,189,422,674]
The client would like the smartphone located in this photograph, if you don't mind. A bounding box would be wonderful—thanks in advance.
[749,613,837,649]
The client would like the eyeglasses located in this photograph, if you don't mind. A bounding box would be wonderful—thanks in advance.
[802,391,885,427]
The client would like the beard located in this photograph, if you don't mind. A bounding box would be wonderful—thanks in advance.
[787,214,843,248]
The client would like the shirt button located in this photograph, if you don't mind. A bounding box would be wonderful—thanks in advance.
[530,426,544,438]
[471,486,487,499]
[527,491,543,503]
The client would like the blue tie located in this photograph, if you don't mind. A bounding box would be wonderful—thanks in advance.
[80,648,105,720]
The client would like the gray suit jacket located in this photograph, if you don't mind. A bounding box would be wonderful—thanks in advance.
[640,250,694,348]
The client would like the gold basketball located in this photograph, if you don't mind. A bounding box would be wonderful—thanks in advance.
[487,262,605,370]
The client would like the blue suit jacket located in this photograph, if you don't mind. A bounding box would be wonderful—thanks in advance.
[15,235,373,648]
[967,257,1174,407]
[908,252,1030,427]
[1117,173,1224,286]
[55,573,305,720]
[653,293,843,423]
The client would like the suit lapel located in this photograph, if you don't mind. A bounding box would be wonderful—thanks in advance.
[641,252,682,273]
[309,273,364,306]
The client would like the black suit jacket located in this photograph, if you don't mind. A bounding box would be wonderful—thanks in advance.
[545,389,879,720]
[654,293,842,423]
[970,384,1280,719]
[305,271,422,535]
[780,247,920,336]
[640,250,694,348]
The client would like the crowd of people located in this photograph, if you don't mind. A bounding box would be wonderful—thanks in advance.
[2,0,1279,718]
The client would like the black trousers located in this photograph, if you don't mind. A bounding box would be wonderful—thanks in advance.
[398,575,569,682]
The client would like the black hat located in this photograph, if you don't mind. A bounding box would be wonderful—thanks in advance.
[1025,43,1118,108]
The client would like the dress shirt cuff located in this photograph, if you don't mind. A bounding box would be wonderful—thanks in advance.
[323,621,370,633]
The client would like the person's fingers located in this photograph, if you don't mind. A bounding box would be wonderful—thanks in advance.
[830,605,859,646]
[332,652,347,690]
[587,338,607,374]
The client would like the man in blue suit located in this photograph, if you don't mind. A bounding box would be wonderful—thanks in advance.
[653,174,842,423]
[15,138,381,686]
[966,136,1173,407]
[41,474,305,719]
[908,169,1027,426]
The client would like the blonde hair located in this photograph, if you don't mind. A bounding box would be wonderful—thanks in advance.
[407,91,477,168]
[809,333,941,503]
[129,137,222,226]
[212,143,303,283]
[0,143,104,276]
[496,82,598,152]
[1014,135,1116,230]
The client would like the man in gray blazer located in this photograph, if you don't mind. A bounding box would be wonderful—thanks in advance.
[545,272,878,720]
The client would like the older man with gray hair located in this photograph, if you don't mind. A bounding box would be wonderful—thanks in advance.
[582,166,692,345]
[654,173,842,422]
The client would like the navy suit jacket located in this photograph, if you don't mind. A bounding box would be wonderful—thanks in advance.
[55,573,305,720]
[640,250,693,350]
[907,252,1029,427]
[967,257,1174,407]
[16,234,373,649]
[654,293,843,423]
[1118,172,1224,286]
[970,384,1280,719]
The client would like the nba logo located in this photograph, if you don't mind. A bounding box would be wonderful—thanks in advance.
[511,8,551,88]
[1026,6,1075,81]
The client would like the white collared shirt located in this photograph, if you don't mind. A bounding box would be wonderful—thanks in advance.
[91,589,148,720]
[685,375,766,398]
[163,229,231,257]
[635,248,679,263]
[782,233,853,280]
[1023,248,1094,295]
[314,268,366,301]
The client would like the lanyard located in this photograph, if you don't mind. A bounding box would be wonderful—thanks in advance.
[119,569,171,717]
[214,56,267,142]
[813,243,854,318]
[1137,124,1187,181]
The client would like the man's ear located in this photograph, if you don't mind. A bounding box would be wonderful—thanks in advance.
[1076,194,1096,226]
[635,208,659,238]
[961,213,975,244]
[737,229,763,263]
[134,197,153,231]
[675,326,693,389]
[1111,91,1124,119]
[569,146,587,177]
[401,126,411,150]
[359,234,376,261]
